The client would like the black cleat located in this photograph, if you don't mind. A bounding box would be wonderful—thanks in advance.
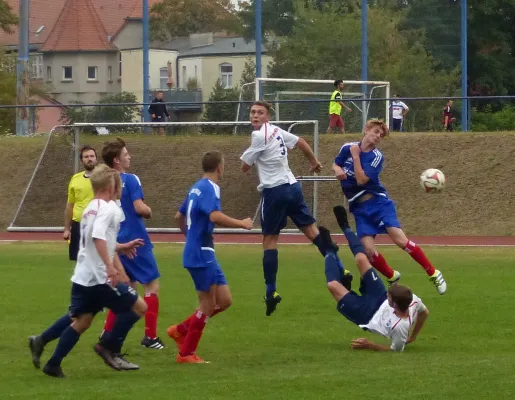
[93,343,121,371]
[141,336,165,350]
[318,226,339,253]
[265,292,282,316]
[42,364,65,378]
[28,335,45,369]
[333,205,350,231]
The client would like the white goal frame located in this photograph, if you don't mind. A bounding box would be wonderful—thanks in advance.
[8,120,320,234]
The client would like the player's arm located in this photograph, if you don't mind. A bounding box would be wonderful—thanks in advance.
[113,253,130,283]
[292,136,322,173]
[349,144,377,186]
[402,103,409,116]
[116,239,144,259]
[241,131,265,172]
[332,144,350,181]
[210,211,253,230]
[63,202,74,240]
[92,207,118,284]
[351,338,393,352]
[407,307,429,344]
[127,175,152,219]
[175,211,187,235]
[134,199,152,219]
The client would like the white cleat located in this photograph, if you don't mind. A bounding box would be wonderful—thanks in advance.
[387,270,402,286]
[429,270,447,295]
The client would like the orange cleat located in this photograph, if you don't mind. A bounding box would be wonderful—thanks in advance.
[176,354,210,364]
[167,325,185,350]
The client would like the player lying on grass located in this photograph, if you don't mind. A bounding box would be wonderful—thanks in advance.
[331,118,446,294]
[320,206,429,352]
[28,166,147,377]
[168,151,253,363]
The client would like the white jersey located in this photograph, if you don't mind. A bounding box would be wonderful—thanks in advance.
[71,199,125,287]
[391,101,409,119]
[359,294,426,352]
[240,123,299,191]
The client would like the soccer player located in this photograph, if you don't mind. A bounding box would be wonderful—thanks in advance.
[28,165,147,378]
[442,100,456,131]
[331,119,447,294]
[149,90,170,136]
[168,151,253,363]
[321,206,429,352]
[240,101,353,316]
[63,145,97,261]
[327,80,352,134]
[101,138,164,349]
[390,94,409,132]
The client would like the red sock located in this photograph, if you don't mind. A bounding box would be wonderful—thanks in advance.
[144,293,159,339]
[103,309,117,333]
[179,311,208,356]
[177,307,223,336]
[370,252,395,279]
[404,240,436,276]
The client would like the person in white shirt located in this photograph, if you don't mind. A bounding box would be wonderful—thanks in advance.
[28,165,147,378]
[391,94,409,132]
[240,101,353,316]
[321,206,429,352]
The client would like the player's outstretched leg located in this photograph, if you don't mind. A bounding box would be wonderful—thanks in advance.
[333,205,401,285]
[317,226,353,291]
[28,314,72,369]
[263,246,281,316]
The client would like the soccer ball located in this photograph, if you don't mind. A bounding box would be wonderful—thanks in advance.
[420,169,445,193]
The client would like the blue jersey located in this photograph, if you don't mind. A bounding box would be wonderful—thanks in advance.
[179,178,221,268]
[334,142,388,205]
[117,173,152,249]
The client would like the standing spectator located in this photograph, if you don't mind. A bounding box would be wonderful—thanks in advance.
[391,94,409,132]
[327,80,352,134]
[442,100,456,131]
[148,91,170,136]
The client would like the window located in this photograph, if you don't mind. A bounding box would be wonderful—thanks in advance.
[30,54,43,79]
[160,67,168,89]
[46,66,52,81]
[220,63,232,88]
[182,66,187,88]
[62,66,72,80]
[87,66,98,81]
[108,66,112,81]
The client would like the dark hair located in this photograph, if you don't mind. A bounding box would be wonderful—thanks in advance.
[252,101,272,113]
[334,79,343,87]
[80,145,97,160]
[102,138,126,168]
[388,284,413,312]
[202,151,224,173]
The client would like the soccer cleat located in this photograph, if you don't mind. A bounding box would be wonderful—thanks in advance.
[114,353,140,370]
[93,343,122,371]
[429,270,447,295]
[340,269,354,291]
[176,354,210,364]
[42,364,65,378]
[264,291,282,316]
[387,270,402,286]
[28,335,45,369]
[318,225,339,254]
[167,325,185,350]
[141,336,165,350]
[333,205,350,230]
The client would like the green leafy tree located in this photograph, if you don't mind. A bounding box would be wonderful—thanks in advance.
[202,79,240,133]
[0,0,18,34]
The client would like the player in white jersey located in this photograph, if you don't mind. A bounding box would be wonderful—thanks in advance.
[28,166,147,378]
[241,101,353,316]
[321,206,429,352]
[390,94,409,131]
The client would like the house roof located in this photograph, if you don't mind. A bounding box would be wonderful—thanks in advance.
[128,0,161,19]
[40,0,116,52]
[177,37,268,57]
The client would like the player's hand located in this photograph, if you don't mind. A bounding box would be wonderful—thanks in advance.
[350,144,361,158]
[351,338,372,350]
[347,108,352,113]
[309,160,322,174]
[406,336,416,344]
[63,229,71,241]
[334,166,347,181]
[240,218,253,230]
[106,263,119,287]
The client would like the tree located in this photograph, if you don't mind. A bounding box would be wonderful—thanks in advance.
[150,0,242,41]
[0,68,16,134]
[202,79,240,133]
[0,0,18,34]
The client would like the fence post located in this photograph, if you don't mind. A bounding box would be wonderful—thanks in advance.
[74,127,80,173]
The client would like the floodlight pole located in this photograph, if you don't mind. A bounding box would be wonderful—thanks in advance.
[361,0,368,130]
[255,0,262,99]
[461,0,469,131]
[16,0,30,136]
[143,0,151,127]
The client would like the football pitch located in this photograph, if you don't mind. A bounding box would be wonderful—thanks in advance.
[1,242,513,399]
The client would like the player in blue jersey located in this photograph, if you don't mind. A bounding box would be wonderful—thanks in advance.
[332,119,446,294]
[167,151,253,363]
[100,138,164,349]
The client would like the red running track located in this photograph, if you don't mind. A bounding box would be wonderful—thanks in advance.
[1,232,515,246]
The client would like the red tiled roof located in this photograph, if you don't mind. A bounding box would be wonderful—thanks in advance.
[40,0,116,52]
[91,0,139,37]
[128,0,161,19]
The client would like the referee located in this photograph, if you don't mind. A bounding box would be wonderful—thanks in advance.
[63,145,97,260]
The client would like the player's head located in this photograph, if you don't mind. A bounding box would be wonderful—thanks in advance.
[387,284,413,313]
[102,138,131,172]
[363,119,389,145]
[202,150,224,178]
[80,145,97,171]
[90,164,115,197]
[334,79,344,90]
[250,101,271,130]
[447,100,453,106]
[156,90,164,100]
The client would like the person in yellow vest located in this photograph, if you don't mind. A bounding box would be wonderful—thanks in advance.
[63,145,97,261]
[328,80,352,134]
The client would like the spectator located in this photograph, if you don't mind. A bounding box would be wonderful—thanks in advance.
[148,91,170,136]
[327,80,352,134]
[391,94,409,132]
[442,100,456,132]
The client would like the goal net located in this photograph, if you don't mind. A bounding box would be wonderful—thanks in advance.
[8,120,328,233]
[235,78,390,134]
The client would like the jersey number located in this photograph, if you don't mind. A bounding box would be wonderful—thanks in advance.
[277,136,286,156]
[186,199,193,230]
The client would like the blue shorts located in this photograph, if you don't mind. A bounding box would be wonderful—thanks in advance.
[351,196,401,238]
[119,247,160,284]
[336,269,387,325]
[187,264,227,292]
[69,282,138,317]
[260,182,316,235]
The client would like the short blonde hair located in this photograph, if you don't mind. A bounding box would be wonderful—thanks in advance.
[364,118,389,138]
[90,164,115,193]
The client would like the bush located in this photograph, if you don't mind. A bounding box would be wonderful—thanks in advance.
[471,104,515,131]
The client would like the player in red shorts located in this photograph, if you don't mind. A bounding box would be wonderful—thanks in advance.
[327,80,352,134]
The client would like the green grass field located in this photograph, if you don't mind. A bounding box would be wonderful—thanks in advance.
[1,242,514,399]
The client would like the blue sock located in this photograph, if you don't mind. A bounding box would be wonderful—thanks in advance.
[101,311,140,354]
[46,326,81,367]
[324,253,341,282]
[313,234,344,274]
[344,228,365,256]
[263,249,278,297]
[41,314,72,344]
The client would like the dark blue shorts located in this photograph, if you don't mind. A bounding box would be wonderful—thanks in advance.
[336,269,387,325]
[69,282,138,318]
[351,196,401,239]
[187,264,227,292]
[260,182,316,235]
[119,247,160,284]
